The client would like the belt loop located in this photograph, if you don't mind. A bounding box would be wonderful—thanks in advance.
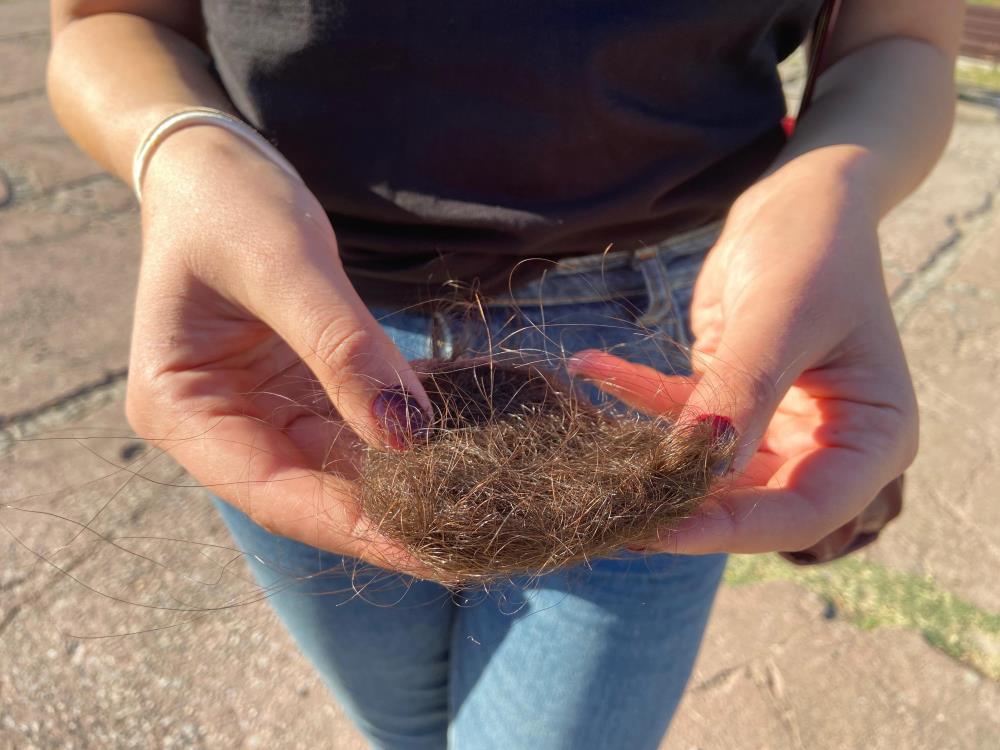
[631,244,661,265]
[634,251,676,327]
[431,310,454,359]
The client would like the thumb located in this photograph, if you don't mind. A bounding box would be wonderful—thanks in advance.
[254,250,432,451]
[683,298,830,474]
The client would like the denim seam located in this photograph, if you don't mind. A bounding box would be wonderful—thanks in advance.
[635,255,680,334]
[432,310,455,359]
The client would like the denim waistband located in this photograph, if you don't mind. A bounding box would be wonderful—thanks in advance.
[481,220,722,307]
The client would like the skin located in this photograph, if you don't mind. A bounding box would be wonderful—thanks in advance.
[48,0,964,572]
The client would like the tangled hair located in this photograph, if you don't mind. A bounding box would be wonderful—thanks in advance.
[359,353,734,584]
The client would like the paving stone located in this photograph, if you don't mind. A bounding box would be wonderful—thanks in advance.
[0,218,140,415]
[0,33,48,100]
[667,582,1000,750]
[0,176,135,247]
[0,93,108,197]
[1,134,108,198]
[864,208,1000,613]
[880,102,1000,297]
[0,1,51,38]
[0,164,9,206]
[1,395,368,750]
[0,92,66,147]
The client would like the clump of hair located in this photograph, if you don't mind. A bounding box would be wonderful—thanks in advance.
[358,354,734,584]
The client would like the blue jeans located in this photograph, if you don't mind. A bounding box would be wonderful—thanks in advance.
[214,222,727,750]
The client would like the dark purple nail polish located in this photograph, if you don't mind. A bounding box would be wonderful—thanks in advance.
[695,414,737,476]
[372,387,429,449]
[710,453,735,477]
[695,413,736,443]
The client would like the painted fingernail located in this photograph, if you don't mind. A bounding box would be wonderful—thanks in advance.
[695,413,737,476]
[372,387,429,449]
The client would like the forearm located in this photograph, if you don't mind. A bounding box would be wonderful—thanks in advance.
[47,11,235,187]
[772,36,958,219]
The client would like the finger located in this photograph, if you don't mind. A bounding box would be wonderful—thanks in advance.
[247,236,432,451]
[124,331,428,575]
[139,397,435,578]
[650,440,900,555]
[681,295,837,473]
[623,449,779,553]
[566,349,696,416]
[236,355,364,471]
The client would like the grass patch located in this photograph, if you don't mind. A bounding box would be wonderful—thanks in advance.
[957,63,1000,93]
[725,554,1000,681]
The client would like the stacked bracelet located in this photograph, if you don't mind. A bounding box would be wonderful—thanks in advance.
[131,107,304,202]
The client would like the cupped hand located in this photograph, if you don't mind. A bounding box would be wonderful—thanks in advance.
[569,154,917,557]
[127,125,437,578]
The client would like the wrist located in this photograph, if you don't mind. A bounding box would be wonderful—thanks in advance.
[743,145,884,230]
[134,109,302,203]
[139,125,245,202]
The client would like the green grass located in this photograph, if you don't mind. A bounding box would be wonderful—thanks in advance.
[725,554,1000,681]
[956,62,1000,93]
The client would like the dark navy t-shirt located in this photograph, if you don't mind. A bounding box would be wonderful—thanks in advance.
[202,1,823,305]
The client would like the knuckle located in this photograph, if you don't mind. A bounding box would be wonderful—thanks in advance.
[737,367,779,413]
[869,401,920,469]
[796,526,834,552]
[784,498,839,552]
[784,520,832,553]
[309,319,378,381]
[247,504,280,536]
[124,375,155,439]
[124,368,180,444]
[898,413,920,469]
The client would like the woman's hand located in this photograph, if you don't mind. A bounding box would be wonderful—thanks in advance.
[569,149,917,557]
[126,125,436,577]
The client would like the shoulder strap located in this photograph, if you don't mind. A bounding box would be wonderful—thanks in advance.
[799,0,843,117]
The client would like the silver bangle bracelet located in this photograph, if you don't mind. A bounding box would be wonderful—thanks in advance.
[131,107,304,202]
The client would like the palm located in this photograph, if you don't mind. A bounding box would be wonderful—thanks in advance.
[165,308,360,471]
[568,343,911,555]
[128,285,417,573]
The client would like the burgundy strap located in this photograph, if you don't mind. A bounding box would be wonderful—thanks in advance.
[799,0,843,118]
[782,0,842,135]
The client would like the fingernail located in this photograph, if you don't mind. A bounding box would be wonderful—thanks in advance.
[372,387,429,449]
[695,413,737,476]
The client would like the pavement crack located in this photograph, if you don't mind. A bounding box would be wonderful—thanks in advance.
[30,171,119,201]
[0,29,48,42]
[891,184,999,328]
[0,368,128,451]
[0,604,22,636]
[0,87,46,105]
[0,571,33,593]
[0,169,123,214]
